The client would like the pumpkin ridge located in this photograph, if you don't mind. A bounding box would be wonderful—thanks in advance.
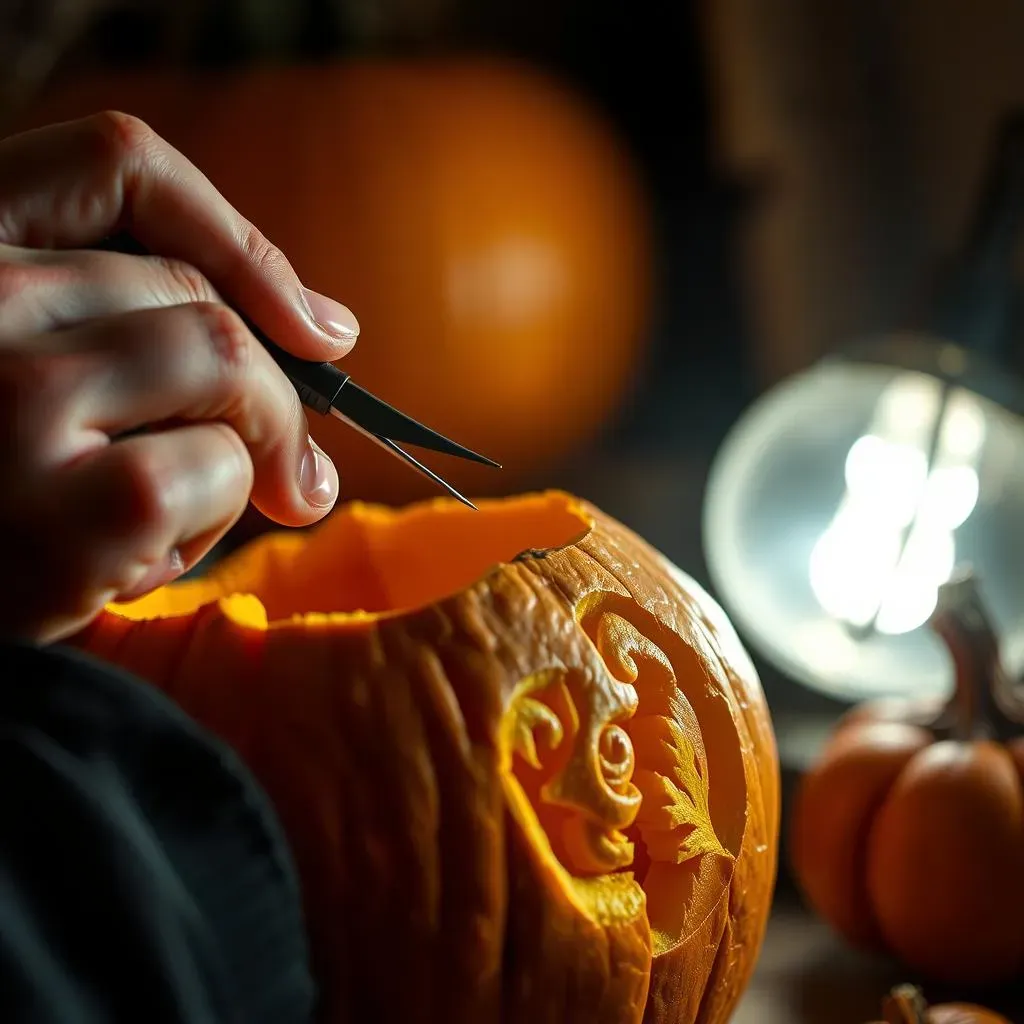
[688,910,734,1024]
[411,614,507,1021]
[855,742,917,949]
[373,626,444,1011]
[291,659,361,1020]
[328,633,424,1020]
[162,601,221,687]
[685,604,778,974]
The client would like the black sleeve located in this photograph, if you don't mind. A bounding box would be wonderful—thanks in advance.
[0,640,316,1024]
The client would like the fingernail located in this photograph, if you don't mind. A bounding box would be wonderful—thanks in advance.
[118,548,185,602]
[301,287,360,351]
[300,435,339,508]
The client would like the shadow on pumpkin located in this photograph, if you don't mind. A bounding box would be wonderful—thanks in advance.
[500,591,746,956]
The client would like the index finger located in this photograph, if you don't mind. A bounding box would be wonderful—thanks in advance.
[0,112,358,360]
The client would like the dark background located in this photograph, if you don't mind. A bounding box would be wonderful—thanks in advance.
[5,1,1024,1020]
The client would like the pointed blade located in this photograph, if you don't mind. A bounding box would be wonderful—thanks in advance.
[330,407,479,509]
[332,380,501,467]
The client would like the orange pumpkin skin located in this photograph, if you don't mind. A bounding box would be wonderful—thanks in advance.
[916,1009,1011,1024]
[72,492,778,1024]
[867,984,1012,1024]
[790,577,1024,985]
[19,60,652,502]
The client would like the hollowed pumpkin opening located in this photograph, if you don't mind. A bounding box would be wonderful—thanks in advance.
[113,491,593,626]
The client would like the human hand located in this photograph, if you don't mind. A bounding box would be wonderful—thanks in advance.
[0,112,360,644]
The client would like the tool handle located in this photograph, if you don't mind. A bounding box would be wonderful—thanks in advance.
[90,234,353,417]
[241,317,351,416]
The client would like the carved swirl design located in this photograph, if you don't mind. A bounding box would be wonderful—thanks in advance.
[504,668,641,875]
[501,590,743,946]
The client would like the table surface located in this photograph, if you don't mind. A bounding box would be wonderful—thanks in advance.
[732,885,1024,1024]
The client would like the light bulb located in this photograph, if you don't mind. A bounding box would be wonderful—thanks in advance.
[703,344,1024,701]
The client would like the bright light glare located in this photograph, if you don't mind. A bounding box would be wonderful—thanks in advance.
[919,465,980,529]
[844,435,928,525]
[941,393,986,458]
[874,524,955,635]
[874,573,940,635]
[809,513,901,627]
[810,380,985,636]
[875,373,941,439]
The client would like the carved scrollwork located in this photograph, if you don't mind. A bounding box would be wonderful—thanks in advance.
[503,668,641,875]
[500,589,744,951]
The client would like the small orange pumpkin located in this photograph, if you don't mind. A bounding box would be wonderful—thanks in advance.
[72,491,778,1024]
[868,984,1011,1024]
[790,572,1024,985]
[18,60,652,502]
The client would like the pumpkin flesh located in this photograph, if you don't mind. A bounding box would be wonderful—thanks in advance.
[75,492,778,1024]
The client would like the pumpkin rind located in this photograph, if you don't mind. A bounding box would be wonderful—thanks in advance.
[73,491,778,1023]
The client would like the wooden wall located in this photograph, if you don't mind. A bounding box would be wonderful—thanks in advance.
[700,0,1024,384]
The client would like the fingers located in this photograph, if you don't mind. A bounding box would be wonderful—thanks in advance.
[0,243,221,339]
[0,113,359,360]
[3,422,253,643]
[3,302,340,528]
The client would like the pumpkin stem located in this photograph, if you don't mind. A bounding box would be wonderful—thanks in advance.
[929,570,1023,743]
[881,985,929,1024]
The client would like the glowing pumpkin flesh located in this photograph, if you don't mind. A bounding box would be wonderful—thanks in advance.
[73,492,778,1023]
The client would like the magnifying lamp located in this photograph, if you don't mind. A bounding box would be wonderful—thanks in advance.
[703,112,1024,704]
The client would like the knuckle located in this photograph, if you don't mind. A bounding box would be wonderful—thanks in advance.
[90,110,162,165]
[0,351,70,413]
[0,257,39,307]
[151,256,216,305]
[236,221,289,276]
[192,302,254,381]
[0,353,76,462]
[107,444,173,534]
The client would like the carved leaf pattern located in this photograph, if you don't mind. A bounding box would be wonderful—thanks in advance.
[632,718,728,865]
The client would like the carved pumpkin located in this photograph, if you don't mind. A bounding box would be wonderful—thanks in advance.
[72,491,778,1024]
[868,984,1011,1024]
[790,572,1024,984]
[19,60,652,502]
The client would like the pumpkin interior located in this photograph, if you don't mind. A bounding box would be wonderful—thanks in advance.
[113,492,593,625]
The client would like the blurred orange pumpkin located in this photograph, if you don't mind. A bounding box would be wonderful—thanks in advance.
[790,572,1024,985]
[868,984,1011,1024]
[18,58,653,502]
[72,491,779,1023]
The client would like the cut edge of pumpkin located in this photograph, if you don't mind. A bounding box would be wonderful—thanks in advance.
[107,490,595,628]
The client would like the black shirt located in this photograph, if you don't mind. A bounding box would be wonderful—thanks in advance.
[0,640,315,1023]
